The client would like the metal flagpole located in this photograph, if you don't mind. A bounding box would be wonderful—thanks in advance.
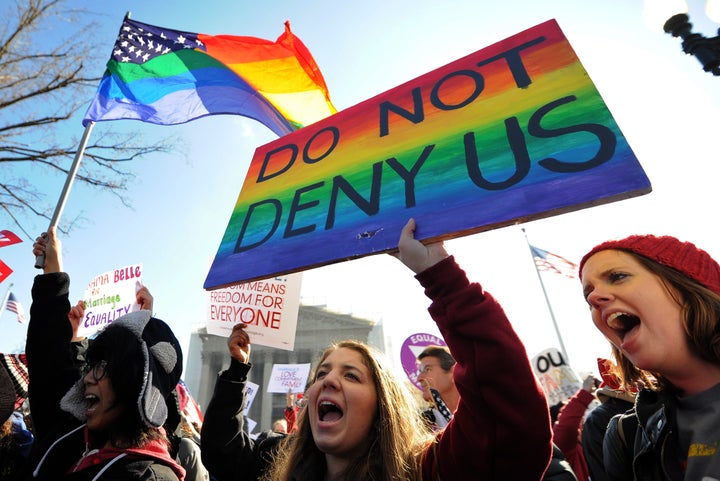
[35,121,95,268]
[521,228,570,364]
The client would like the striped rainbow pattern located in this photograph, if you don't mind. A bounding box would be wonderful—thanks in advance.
[205,19,651,288]
[83,18,336,135]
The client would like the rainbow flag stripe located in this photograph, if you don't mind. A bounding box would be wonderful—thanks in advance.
[83,18,335,135]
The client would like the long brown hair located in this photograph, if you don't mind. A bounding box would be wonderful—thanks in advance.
[263,340,435,481]
[611,254,720,390]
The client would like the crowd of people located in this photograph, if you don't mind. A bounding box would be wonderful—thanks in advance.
[1,219,720,480]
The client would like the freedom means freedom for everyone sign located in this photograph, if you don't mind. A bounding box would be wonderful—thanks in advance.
[205,19,651,288]
[206,273,302,350]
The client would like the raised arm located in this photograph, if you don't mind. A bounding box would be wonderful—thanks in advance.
[201,323,267,481]
[394,219,552,481]
[284,391,298,433]
[552,376,596,461]
[26,227,77,440]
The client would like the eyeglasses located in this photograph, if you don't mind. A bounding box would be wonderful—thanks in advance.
[416,363,441,376]
[83,360,108,382]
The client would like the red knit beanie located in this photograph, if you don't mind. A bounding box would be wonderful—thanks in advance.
[579,235,720,296]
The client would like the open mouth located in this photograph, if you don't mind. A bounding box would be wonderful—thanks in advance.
[606,312,640,339]
[318,401,343,422]
[85,394,100,413]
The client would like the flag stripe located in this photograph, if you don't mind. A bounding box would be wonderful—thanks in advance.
[108,49,227,83]
[262,89,336,127]
[102,65,259,104]
[201,27,332,98]
[202,37,324,92]
[85,79,296,133]
[198,33,293,62]
[226,57,326,93]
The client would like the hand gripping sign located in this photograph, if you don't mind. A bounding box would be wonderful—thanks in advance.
[79,264,143,338]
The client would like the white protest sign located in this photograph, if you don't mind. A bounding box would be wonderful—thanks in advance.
[246,417,257,434]
[206,273,302,350]
[266,363,311,394]
[531,347,581,406]
[79,264,143,338]
[244,381,259,416]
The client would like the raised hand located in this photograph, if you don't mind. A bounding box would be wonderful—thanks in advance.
[135,283,154,312]
[33,226,62,274]
[393,218,449,274]
[68,300,86,342]
[227,323,251,364]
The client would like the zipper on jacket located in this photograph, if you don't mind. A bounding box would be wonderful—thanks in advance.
[33,423,86,477]
[72,447,99,472]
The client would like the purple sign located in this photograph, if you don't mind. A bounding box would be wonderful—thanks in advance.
[400,332,447,390]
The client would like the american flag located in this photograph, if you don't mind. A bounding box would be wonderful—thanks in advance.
[6,292,26,323]
[530,245,577,278]
[112,19,205,64]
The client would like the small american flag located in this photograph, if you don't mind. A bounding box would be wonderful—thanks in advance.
[530,245,577,279]
[6,292,26,323]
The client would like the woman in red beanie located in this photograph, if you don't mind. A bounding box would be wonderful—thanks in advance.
[579,234,720,480]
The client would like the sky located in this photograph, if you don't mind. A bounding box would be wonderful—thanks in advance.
[2,0,720,378]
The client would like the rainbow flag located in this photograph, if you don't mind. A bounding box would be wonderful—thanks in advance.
[83,18,336,135]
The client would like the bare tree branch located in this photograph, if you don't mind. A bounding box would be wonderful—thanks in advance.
[0,0,178,238]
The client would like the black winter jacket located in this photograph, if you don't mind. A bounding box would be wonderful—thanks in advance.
[200,359,284,481]
[603,389,684,481]
[25,273,183,481]
[581,396,634,481]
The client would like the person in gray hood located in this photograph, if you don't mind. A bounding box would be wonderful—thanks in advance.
[25,227,185,480]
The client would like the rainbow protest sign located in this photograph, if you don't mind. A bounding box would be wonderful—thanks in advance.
[205,19,650,289]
